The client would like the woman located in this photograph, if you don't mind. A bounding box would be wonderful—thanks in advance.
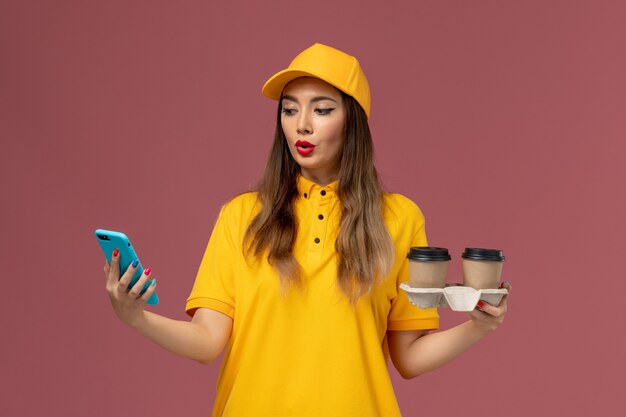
[104,43,510,417]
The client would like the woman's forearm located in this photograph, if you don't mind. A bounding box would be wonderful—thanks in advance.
[403,320,492,378]
[128,311,220,365]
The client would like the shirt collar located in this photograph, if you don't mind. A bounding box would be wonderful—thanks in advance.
[296,174,338,200]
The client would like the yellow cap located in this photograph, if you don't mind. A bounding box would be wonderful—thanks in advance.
[262,43,371,118]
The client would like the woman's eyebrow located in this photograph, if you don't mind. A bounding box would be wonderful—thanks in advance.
[281,95,299,104]
[311,96,338,104]
[281,95,338,104]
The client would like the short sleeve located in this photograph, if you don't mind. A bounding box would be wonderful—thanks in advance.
[387,202,439,331]
[185,204,238,318]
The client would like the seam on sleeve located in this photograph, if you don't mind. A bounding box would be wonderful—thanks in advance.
[185,297,235,319]
[387,317,439,331]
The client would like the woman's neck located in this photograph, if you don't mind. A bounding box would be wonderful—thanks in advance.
[300,169,338,186]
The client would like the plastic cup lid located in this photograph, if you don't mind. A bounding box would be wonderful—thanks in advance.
[461,247,505,261]
[407,246,451,261]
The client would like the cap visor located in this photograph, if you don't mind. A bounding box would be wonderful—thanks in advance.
[262,69,341,100]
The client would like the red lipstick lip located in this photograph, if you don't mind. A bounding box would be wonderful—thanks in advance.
[295,140,315,156]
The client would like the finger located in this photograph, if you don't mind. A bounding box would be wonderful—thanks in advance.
[127,267,152,299]
[474,301,489,316]
[476,300,504,318]
[497,298,507,311]
[499,282,511,304]
[467,308,499,329]
[118,259,140,292]
[497,297,509,315]
[103,261,111,283]
[467,308,504,333]
[466,309,487,321]
[140,279,157,302]
[107,249,120,287]
[479,301,507,319]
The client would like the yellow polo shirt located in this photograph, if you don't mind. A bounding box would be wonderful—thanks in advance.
[186,175,438,417]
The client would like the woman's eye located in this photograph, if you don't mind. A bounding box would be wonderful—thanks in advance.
[315,108,334,115]
[281,108,296,116]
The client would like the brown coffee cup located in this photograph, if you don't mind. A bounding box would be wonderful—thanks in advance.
[461,248,505,289]
[407,247,451,288]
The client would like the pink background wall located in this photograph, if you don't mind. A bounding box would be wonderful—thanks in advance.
[1,1,624,415]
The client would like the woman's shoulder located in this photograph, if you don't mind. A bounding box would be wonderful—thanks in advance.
[224,191,259,208]
[383,192,426,229]
[215,191,261,226]
[220,191,260,215]
[383,192,425,218]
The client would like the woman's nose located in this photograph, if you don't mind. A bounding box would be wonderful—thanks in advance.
[296,112,312,135]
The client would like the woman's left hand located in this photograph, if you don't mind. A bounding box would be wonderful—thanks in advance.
[466,281,511,334]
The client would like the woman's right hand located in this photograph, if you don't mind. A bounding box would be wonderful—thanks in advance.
[103,249,157,328]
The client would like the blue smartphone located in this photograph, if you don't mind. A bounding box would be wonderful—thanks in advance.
[95,229,159,305]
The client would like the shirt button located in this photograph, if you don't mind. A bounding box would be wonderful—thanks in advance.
[321,190,326,196]
[318,214,324,220]
[304,193,308,198]
[314,237,320,244]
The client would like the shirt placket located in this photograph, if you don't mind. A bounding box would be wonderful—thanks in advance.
[308,186,333,263]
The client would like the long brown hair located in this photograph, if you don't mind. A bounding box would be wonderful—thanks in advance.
[244,90,393,302]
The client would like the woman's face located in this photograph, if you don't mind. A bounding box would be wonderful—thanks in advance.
[280,77,346,185]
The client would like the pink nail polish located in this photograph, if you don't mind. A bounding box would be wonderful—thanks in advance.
[144,267,151,276]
